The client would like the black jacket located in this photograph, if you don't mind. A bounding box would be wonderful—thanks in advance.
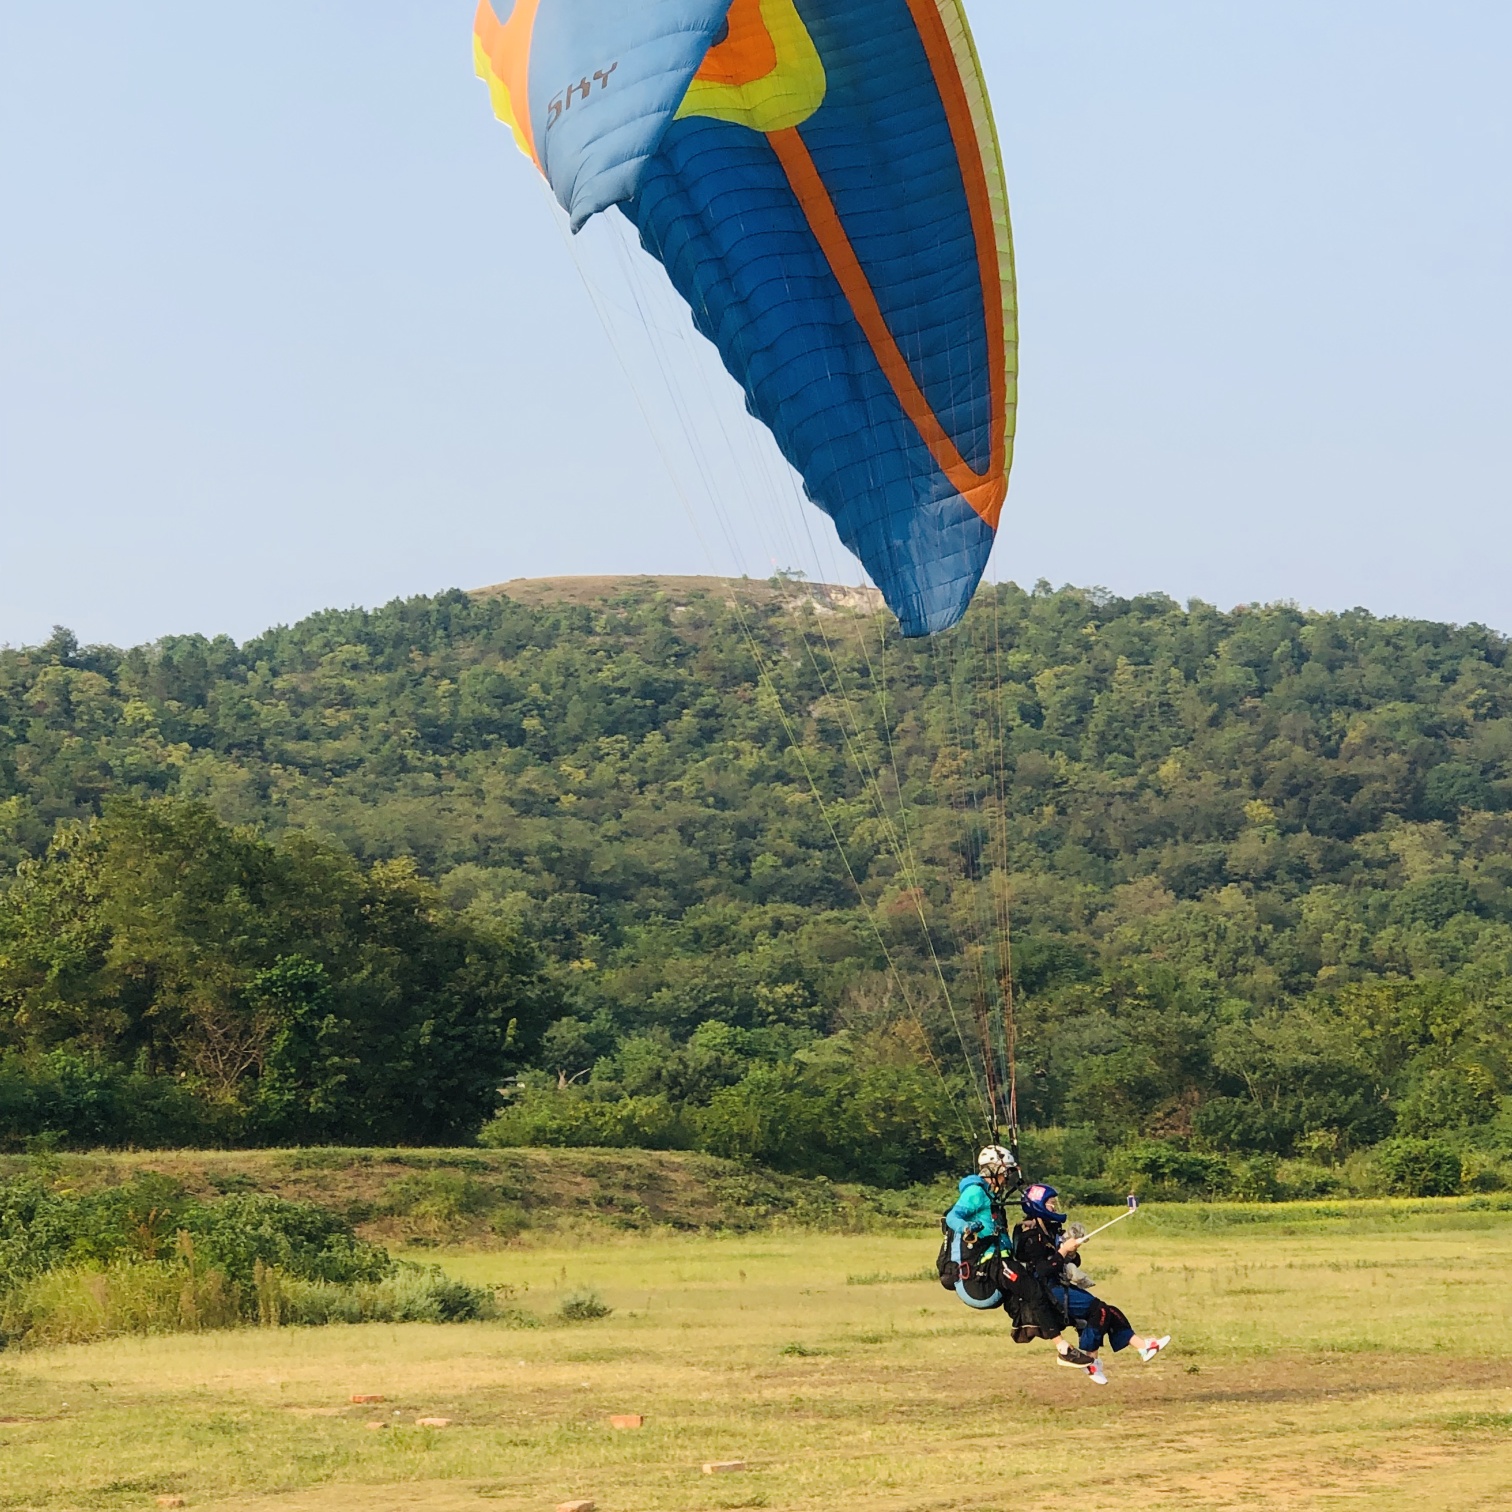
[1011,1219,1077,1289]
[1000,1219,1069,1342]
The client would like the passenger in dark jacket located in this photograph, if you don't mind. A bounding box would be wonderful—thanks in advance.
[1012,1183,1171,1384]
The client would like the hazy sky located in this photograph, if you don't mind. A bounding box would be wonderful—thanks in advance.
[2,3,1509,649]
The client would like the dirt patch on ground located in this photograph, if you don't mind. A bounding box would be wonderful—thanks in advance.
[1114,1351,1512,1409]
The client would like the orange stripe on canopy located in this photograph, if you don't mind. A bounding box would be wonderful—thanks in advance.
[768,125,1007,529]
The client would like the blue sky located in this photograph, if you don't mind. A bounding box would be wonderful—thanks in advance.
[1,2,1508,648]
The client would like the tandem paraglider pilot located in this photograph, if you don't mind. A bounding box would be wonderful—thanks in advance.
[939,1149,1171,1385]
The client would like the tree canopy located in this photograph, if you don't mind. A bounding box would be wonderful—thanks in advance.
[2,579,1510,1190]
[0,797,557,1146]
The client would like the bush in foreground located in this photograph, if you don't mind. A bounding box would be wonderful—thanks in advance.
[0,1255,504,1349]
[0,1172,504,1349]
[0,1173,390,1286]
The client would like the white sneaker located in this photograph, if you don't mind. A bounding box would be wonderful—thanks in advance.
[1085,1358,1108,1385]
[1138,1335,1171,1363]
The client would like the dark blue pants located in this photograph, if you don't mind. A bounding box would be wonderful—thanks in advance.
[1050,1285,1135,1354]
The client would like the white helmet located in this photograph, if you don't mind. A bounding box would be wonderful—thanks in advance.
[978,1145,1018,1175]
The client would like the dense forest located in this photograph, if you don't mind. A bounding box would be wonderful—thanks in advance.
[2,577,1510,1197]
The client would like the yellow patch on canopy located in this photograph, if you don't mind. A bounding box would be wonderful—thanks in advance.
[677,0,826,134]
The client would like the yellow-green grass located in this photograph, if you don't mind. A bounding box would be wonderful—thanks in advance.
[3,1202,1512,1512]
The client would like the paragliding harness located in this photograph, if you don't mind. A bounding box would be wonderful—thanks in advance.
[1004,1219,1077,1343]
[936,1176,1067,1343]
[936,1221,1006,1310]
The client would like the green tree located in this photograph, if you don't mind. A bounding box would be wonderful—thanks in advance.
[6,581,1512,1179]
[0,797,558,1146]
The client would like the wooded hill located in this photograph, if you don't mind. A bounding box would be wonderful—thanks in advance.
[2,577,1510,1196]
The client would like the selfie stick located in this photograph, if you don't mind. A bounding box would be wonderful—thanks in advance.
[1074,1195,1140,1245]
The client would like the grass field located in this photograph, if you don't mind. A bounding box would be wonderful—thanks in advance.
[3,1201,1512,1512]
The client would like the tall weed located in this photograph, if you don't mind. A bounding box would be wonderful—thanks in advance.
[1,1260,241,1348]
[1,1256,513,1348]
[0,1172,503,1348]
[269,1266,517,1327]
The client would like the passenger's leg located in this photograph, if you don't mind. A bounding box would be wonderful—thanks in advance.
[1099,1301,1136,1353]
[1047,1287,1095,1365]
[1060,1287,1103,1355]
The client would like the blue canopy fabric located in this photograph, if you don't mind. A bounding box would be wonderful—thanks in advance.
[476,0,1017,636]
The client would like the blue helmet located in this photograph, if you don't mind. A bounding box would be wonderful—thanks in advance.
[1020,1183,1065,1227]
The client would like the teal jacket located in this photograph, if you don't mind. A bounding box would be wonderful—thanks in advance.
[944,1174,1004,1245]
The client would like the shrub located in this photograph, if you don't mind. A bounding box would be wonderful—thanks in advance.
[0,1173,193,1281]
[1105,1140,1231,1199]
[1017,1126,1104,1183]
[0,1171,517,1348]
[263,1265,507,1327]
[1374,1138,1463,1196]
[185,1192,391,1286]
[0,1256,510,1347]
[694,1060,962,1186]
[557,1289,612,1322]
[1459,1150,1509,1193]
[0,1175,391,1289]
[0,1052,217,1152]
[1274,1160,1344,1200]
[1229,1155,1283,1202]
[480,1090,690,1150]
[375,1170,517,1241]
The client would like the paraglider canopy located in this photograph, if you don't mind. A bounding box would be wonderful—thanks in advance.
[475,0,1017,637]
